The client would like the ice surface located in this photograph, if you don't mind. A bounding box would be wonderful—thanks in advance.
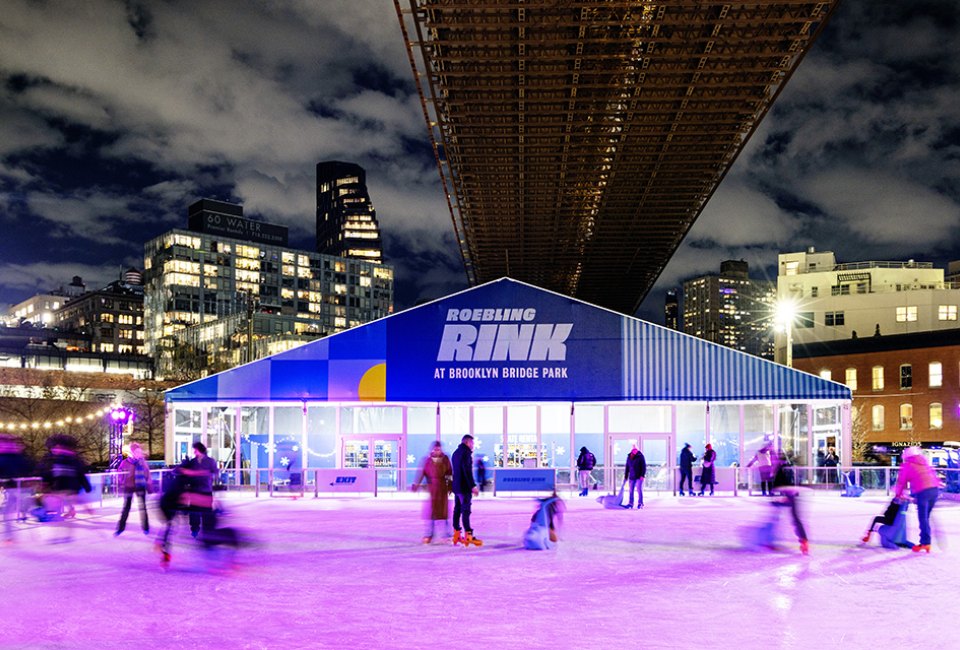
[1,491,957,649]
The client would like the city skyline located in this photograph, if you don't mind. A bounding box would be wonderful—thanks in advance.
[0,1,958,321]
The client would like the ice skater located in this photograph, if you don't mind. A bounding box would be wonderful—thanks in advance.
[115,442,154,536]
[451,435,481,546]
[698,443,716,496]
[37,435,91,540]
[861,497,913,549]
[413,441,453,544]
[523,493,564,550]
[0,434,32,544]
[576,446,596,496]
[624,445,646,508]
[678,443,696,496]
[893,446,942,553]
[768,450,809,554]
[746,437,774,496]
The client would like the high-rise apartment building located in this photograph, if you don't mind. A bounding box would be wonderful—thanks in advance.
[683,260,776,359]
[316,161,383,263]
[144,199,393,378]
[664,289,680,331]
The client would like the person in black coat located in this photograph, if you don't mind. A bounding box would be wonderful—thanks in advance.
[624,446,646,509]
[698,443,716,496]
[576,446,596,496]
[451,435,481,545]
[678,443,696,496]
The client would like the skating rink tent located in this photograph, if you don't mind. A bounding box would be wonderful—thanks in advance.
[164,278,851,493]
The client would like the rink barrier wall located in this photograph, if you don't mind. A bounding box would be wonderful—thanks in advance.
[4,467,960,520]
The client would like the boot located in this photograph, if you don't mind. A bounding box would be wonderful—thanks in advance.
[861,531,872,543]
[800,539,810,555]
[451,530,461,546]
[422,536,432,544]
[912,544,931,553]
[463,531,483,546]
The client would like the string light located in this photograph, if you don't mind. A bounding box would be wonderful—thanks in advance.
[0,406,113,432]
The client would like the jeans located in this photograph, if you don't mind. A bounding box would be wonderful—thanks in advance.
[772,490,807,542]
[578,470,592,494]
[116,488,149,533]
[914,487,939,546]
[627,478,644,507]
[453,493,473,532]
[678,469,693,494]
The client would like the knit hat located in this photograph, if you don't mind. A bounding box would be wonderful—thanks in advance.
[901,446,922,460]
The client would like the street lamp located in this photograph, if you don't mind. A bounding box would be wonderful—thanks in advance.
[107,406,134,469]
[774,299,797,367]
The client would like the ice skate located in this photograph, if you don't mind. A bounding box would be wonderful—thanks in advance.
[911,544,931,553]
[462,531,482,547]
[451,530,461,546]
[799,539,809,555]
[861,531,872,543]
[422,536,432,544]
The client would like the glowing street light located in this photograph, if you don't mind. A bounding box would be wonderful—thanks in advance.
[774,298,798,367]
[107,405,134,469]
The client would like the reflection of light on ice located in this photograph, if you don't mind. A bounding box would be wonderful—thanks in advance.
[773,594,791,611]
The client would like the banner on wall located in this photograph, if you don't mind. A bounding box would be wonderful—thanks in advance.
[313,469,377,493]
[494,468,556,492]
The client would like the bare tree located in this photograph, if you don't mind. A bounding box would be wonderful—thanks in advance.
[130,388,166,459]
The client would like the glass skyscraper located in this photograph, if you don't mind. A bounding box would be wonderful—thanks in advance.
[316,161,383,263]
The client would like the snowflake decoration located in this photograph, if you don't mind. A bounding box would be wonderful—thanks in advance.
[279,455,291,468]
[406,454,417,464]
[292,445,300,452]
[556,446,566,456]
[265,443,277,455]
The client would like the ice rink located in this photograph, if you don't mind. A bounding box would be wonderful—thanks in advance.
[1,490,957,650]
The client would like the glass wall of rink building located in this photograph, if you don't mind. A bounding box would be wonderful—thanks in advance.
[164,279,851,491]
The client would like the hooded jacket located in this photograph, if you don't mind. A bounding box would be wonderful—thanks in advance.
[894,454,940,498]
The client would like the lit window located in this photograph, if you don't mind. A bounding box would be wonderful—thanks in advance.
[896,306,918,322]
[900,364,912,389]
[899,404,913,430]
[930,403,943,430]
[938,305,958,321]
[872,366,884,391]
[845,368,857,391]
[819,369,832,381]
[871,405,884,431]
[784,261,799,276]
[929,362,942,388]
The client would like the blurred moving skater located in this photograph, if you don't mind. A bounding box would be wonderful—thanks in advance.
[698,444,716,496]
[451,434,481,546]
[413,440,453,544]
[37,435,91,541]
[893,446,942,553]
[624,445,646,508]
[576,446,596,497]
[476,455,488,494]
[115,442,154,536]
[0,434,32,543]
[769,450,809,555]
[157,442,218,565]
[524,493,564,550]
[678,443,696,496]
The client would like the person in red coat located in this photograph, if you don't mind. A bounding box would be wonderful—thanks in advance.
[414,441,453,544]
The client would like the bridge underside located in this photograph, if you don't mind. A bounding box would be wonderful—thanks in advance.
[396,1,838,313]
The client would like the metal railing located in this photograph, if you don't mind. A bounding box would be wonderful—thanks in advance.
[4,466,958,522]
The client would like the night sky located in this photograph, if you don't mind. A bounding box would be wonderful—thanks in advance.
[0,1,958,322]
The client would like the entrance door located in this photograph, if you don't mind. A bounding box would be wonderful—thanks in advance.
[606,433,673,494]
[639,434,673,493]
[341,435,404,491]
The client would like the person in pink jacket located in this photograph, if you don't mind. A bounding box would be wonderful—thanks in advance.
[893,447,942,553]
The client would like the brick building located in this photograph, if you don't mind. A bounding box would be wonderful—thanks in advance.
[793,330,960,455]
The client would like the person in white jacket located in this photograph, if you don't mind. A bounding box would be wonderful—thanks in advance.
[746,438,775,496]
